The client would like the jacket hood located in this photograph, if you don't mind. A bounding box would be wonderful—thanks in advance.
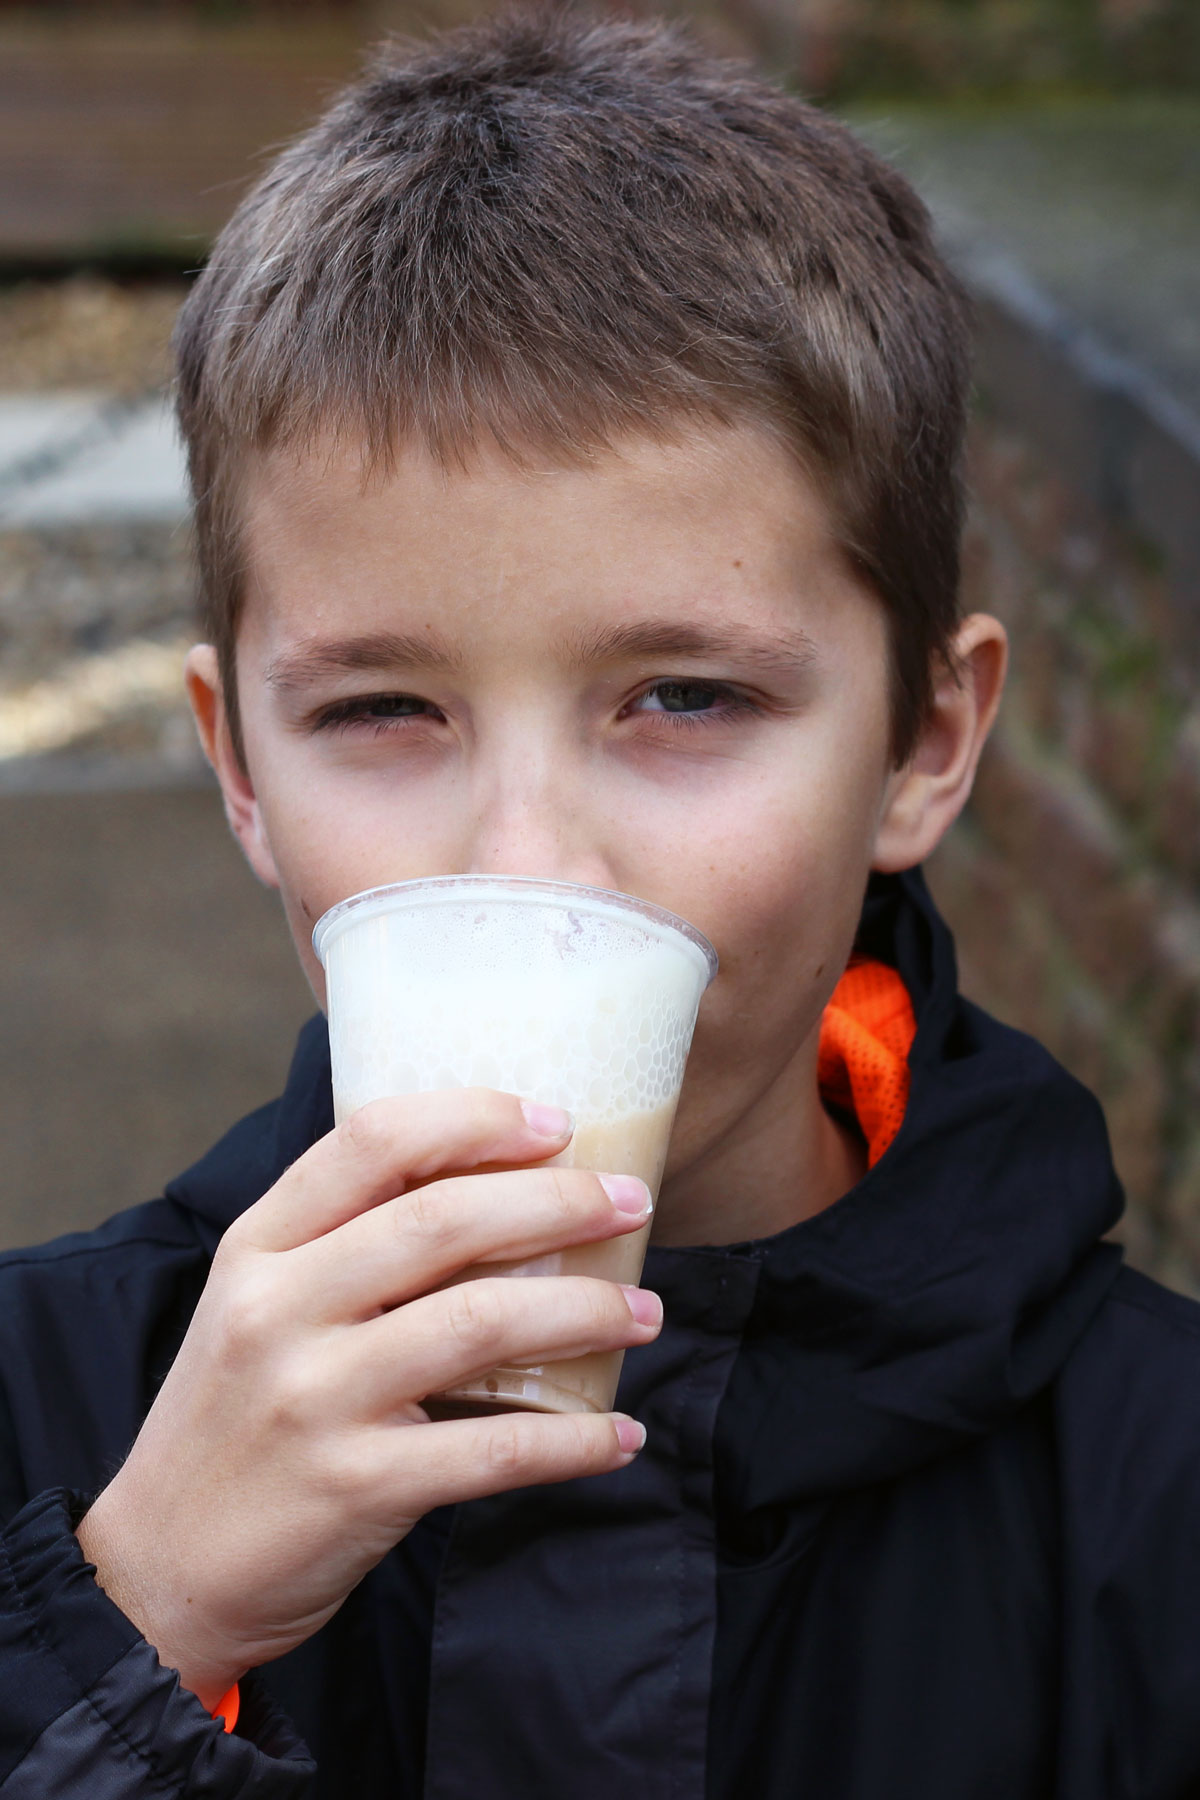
[168,867,1125,1500]
[717,867,1125,1505]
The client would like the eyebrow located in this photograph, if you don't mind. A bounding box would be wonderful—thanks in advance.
[564,619,820,679]
[264,616,821,693]
[264,630,464,692]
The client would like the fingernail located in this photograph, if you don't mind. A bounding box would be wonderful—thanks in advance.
[520,1101,574,1138]
[599,1174,653,1217]
[620,1284,663,1328]
[614,1416,647,1456]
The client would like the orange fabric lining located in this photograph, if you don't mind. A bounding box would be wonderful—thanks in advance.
[818,960,916,1167]
[212,1683,240,1734]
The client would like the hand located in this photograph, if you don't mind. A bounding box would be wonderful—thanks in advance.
[75,1091,659,1708]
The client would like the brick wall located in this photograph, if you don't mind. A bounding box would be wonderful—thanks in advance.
[927,410,1200,1295]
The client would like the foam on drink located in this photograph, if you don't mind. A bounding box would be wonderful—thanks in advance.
[323,896,706,1126]
[315,878,716,1416]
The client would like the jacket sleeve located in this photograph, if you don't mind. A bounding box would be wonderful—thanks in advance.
[0,1488,316,1797]
[1056,1269,1200,1800]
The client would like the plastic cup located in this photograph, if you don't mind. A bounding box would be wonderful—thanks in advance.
[312,875,716,1416]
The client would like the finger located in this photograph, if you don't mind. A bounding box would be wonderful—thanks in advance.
[343,1275,663,1417]
[373,1410,647,1518]
[232,1090,574,1253]
[297,1165,653,1320]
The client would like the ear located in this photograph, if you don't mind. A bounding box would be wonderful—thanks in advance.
[872,613,1008,873]
[185,645,281,890]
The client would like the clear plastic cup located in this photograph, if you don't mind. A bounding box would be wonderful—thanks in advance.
[313,875,717,1416]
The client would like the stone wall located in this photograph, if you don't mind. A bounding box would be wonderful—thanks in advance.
[928,408,1200,1295]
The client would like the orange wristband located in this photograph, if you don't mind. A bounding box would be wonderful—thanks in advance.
[211,1683,240,1734]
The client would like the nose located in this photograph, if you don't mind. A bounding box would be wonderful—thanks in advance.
[460,734,615,890]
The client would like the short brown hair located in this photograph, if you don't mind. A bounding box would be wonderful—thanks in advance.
[174,6,972,765]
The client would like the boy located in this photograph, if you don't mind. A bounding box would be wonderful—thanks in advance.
[3,9,1199,1796]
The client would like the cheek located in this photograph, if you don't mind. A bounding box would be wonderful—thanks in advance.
[702,825,857,1016]
[664,749,884,965]
[250,751,442,915]
[675,750,887,1068]
[237,743,392,994]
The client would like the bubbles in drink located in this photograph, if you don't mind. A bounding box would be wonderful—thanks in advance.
[323,894,706,1126]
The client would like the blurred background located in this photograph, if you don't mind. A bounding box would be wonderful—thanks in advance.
[1,0,1198,1287]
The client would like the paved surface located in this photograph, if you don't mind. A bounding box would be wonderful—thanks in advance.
[0,393,186,529]
[850,97,1200,424]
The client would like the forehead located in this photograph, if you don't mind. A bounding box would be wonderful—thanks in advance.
[236,421,881,659]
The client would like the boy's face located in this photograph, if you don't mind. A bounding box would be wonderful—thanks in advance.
[191,423,996,1237]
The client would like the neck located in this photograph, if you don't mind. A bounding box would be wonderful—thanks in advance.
[651,1045,866,1247]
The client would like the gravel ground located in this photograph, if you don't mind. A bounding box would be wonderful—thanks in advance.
[0,276,186,394]
[0,520,200,770]
[0,522,192,680]
[0,280,195,771]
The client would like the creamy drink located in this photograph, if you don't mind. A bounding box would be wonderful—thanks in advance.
[440,1106,679,1416]
[313,877,716,1416]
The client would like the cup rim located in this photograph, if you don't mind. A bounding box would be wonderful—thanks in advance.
[312,874,718,982]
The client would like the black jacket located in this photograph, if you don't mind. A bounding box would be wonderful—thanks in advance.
[3,869,1200,1797]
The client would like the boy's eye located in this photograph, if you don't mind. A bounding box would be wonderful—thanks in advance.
[313,692,441,730]
[626,679,754,720]
[640,680,720,713]
[358,695,433,719]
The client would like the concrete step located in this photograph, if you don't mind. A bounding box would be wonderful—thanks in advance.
[0,392,187,528]
[0,784,313,1250]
